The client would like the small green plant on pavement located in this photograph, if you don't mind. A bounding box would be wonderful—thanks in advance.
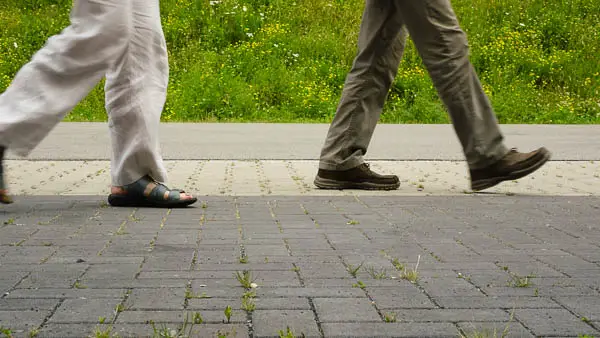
[279,327,306,338]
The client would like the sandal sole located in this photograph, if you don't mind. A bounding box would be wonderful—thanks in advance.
[107,194,198,208]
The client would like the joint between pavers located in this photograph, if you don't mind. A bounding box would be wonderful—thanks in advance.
[2,271,32,299]
[72,264,93,290]
[502,307,538,337]
[35,298,65,333]
[111,289,134,324]
[547,295,600,333]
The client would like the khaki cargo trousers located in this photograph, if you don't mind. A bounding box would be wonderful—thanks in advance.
[319,0,510,171]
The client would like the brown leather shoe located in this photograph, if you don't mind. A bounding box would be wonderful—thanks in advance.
[314,163,400,190]
[470,147,551,192]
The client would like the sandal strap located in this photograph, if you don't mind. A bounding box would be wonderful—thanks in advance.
[123,176,181,201]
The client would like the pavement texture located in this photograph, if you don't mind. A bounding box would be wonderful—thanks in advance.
[1,123,600,338]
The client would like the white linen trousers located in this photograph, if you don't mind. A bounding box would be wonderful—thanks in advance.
[0,0,169,186]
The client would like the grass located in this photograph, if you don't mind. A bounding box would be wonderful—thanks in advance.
[460,308,515,338]
[507,274,534,288]
[399,255,421,283]
[0,326,13,338]
[1,0,598,124]
[346,262,363,277]
[279,327,305,338]
[234,270,256,289]
[89,311,205,338]
[366,265,389,279]
[241,290,256,312]
[383,312,397,323]
[352,280,366,289]
[224,305,232,323]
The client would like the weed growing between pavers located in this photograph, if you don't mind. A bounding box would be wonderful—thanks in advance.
[278,326,306,338]
[460,327,509,338]
[0,327,38,338]
[91,325,117,338]
[352,280,367,289]
[0,326,13,338]
[241,291,256,312]
[185,289,212,299]
[90,311,205,338]
[391,257,405,271]
[224,305,232,324]
[346,262,363,277]
[235,270,257,290]
[506,273,535,288]
[460,308,516,338]
[398,255,421,283]
[383,312,397,323]
[366,265,389,279]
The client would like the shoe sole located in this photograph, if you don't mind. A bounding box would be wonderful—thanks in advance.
[471,148,551,192]
[314,176,400,191]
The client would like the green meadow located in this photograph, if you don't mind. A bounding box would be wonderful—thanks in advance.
[1,0,598,123]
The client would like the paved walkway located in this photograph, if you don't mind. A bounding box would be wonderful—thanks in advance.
[1,124,600,337]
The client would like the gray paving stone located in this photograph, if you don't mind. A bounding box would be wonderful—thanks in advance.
[296,263,351,279]
[37,323,108,338]
[391,309,509,322]
[434,296,561,309]
[419,277,484,297]
[0,278,19,294]
[187,298,242,311]
[368,286,437,309]
[83,264,140,280]
[49,298,121,323]
[321,322,459,337]
[302,278,354,288]
[127,288,186,310]
[514,308,598,336]
[0,247,56,264]
[254,297,311,310]
[0,310,50,331]
[252,310,320,338]
[189,283,245,298]
[6,288,126,299]
[0,299,60,311]
[554,296,600,321]
[313,298,381,322]
[46,256,144,265]
[3,196,600,337]
[258,287,365,298]
[485,285,598,297]
[195,263,293,271]
[141,256,195,271]
[80,277,189,289]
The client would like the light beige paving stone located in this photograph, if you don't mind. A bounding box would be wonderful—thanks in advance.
[3,160,599,196]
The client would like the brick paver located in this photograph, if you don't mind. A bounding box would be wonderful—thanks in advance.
[4,159,600,197]
[1,195,599,337]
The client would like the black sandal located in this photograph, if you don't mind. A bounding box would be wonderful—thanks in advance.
[0,146,13,204]
[108,175,197,208]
